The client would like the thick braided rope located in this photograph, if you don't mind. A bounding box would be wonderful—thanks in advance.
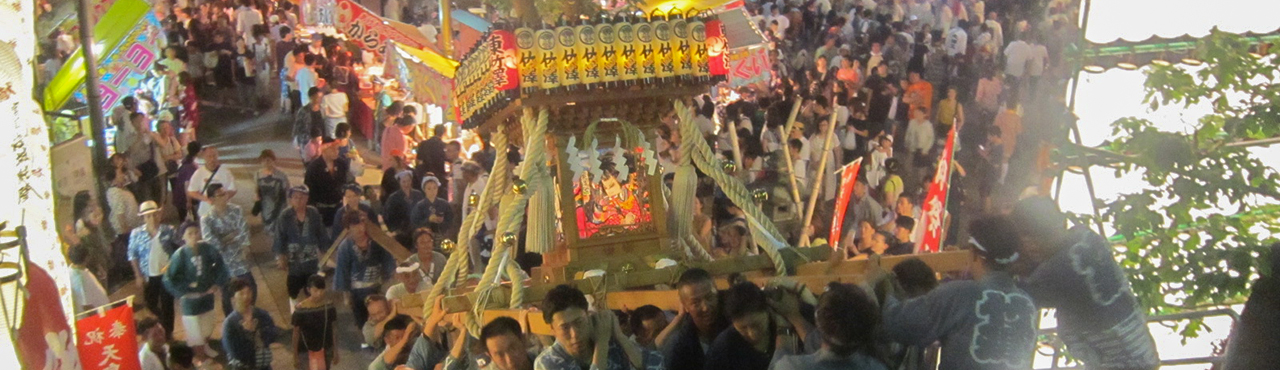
[421,130,511,319]
[674,101,790,274]
[661,176,713,261]
[467,109,552,331]
[670,100,711,262]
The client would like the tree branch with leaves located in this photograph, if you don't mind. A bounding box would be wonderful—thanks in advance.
[1081,30,1280,338]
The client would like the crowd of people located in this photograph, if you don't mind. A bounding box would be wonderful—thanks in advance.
[41,0,1177,369]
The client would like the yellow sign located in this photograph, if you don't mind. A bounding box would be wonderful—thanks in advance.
[577,24,599,85]
[653,18,674,79]
[673,18,693,77]
[690,18,709,78]
[557,24,580,87]
[516,26,539,89]
[617,21,639,81]
[536,28,560,89]
[635,21,656,79]
[597,23,618,84]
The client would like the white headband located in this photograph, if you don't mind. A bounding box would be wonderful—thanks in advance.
[395,263,421,274]
[969,237,1020,265]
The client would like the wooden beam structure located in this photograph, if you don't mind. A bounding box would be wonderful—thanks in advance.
[445,250,975,336]
[794,250,974,277]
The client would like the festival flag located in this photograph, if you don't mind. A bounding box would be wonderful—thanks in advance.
[828,158,863,249]
[16,261,82,370]
[76,303,141,370]
[918,128,958,253]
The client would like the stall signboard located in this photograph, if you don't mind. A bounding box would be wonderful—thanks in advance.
[42,0,159,113]
[453,30,518,126]
[726,46,771,88]
[335,0,431,52]
[91,13,164,112]
[390,42,458,116]
[76,304,142,370]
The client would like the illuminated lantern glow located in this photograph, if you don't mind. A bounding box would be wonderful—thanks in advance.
[516,25,539,90]
[617,20,639,81]
[689,17,709,78]
[653,17,675,79]
[705,19,728,76]
[537,27,561,89]
[577,23,600,85]
[672,17,693,78]
[636,21,656,79]
[597,23,619,84]
[558,24,581,87]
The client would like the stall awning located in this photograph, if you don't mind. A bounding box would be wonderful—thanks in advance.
[389,42,457,116]
[42,0,155,113]
[1085,0,1280,44]
[451,9,490,33]
[394,42,458,78]
[718,7,765,50]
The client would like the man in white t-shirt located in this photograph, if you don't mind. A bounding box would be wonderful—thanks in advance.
[137,318,169,370]
[945,21,969,57]
[234,0,263,42]
[320,85,349,138]
[771,8,790,39]
[985,12,1004,50]
[186,147,238,218]
[385,262,432,303]
[1026,40,1049,96]
[68,245,109,313]
[1003,37,1031,96]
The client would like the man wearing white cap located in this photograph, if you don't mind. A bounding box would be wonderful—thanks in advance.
[129,200,180,335]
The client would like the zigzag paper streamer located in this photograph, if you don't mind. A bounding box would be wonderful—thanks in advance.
[566,135,583,183]
[613,134,629,180]
[587,137,603,180]
[641,140,658,175]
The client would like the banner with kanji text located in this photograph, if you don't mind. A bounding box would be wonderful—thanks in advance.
[918,127,957,253]
[334,0,433,52]
[17,261,81,370]
[828,158,863,249]
[76,303,141,370]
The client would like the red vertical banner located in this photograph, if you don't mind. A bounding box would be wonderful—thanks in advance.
[829,158,863,249]
[918,128,958,253]
[17,262,82,370]
[704,19,728,76]
[76,304,142,370]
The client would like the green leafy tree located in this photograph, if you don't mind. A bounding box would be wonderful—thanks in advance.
[1084,30,1280,337]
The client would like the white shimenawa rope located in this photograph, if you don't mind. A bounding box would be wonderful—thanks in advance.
[422,129,511,320]
[674,100,791,274]
[468,108,552,333]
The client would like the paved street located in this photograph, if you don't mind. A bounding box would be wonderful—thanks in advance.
[110,106,384,369]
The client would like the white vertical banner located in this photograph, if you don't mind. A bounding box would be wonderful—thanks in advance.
[0,0,75,359]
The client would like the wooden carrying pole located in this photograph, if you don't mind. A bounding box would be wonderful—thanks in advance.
[779,98,804,209]
[800,98,840,247]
